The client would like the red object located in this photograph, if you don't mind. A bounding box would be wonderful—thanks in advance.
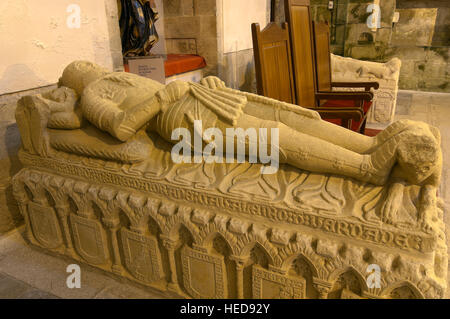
[123,54,207,77]
[364,128,382,137]
[164,54,207,77]
[321,100,372,132]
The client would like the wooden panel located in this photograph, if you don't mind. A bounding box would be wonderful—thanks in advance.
[252,22,296,104]
[313,22,332,92]
[285,0,317,107]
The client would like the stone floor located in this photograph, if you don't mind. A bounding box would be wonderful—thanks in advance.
[0,228,172,299]
[0,89,449,299]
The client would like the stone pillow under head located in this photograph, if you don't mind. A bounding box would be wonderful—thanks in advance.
[81,72,165,142]
[48,124,153,164]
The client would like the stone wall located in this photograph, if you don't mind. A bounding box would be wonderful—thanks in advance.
[163,0,270,92]
[163,0,218,76]
[0,0,123,95]
[217,0,270,92]
[389,0,449,92]
[273,0,449,93]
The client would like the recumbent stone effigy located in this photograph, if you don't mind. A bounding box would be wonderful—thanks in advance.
[12,61,447,299]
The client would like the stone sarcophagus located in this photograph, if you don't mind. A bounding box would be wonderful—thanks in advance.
[11,61,447,299]
[331,54,402,129]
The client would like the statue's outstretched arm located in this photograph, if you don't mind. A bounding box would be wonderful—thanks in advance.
[200,76,377,154]
[200,76,321,120]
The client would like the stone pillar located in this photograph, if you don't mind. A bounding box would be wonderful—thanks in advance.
[230,255,248,299]
[55,204,75,256]
[103,217,123,274]
[161,235,181,293]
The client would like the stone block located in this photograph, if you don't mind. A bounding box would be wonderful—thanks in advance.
[200,15,217,38]
[391,9,438,47]
[164,16,201,38]
[347,3,371,25]
[379,0,396,27]
[311,0,329,5]
[166,38,197,54]
[315,5,332,23]
[433,8,450,46]
[194,0,216,16]
[427,48,450,66]
[345,23,373,44]
[333,25,346,46]
[163,0,194,17]
[197,37,218,67]
[374,27,391,45]
[197,36,217,52]
[384,46,427,62]
[335,3,348,25]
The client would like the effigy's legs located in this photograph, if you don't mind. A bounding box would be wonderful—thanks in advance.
[235,114,396,185]
[243,99,427,156]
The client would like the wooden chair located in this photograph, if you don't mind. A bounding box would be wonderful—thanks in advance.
[252,22,368,123]
[284,0,377,133]
[312,21,379,132]
[251,22,296,104]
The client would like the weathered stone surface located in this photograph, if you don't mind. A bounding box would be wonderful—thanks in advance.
[163,0,218,77]
[433,7,450,46]
[385,47,449,92]
[164,16,201,38]
[163,0,194,17]
[166,39,197,55]
[313,5,331,23]
[347,3,371,24]
[194,0,216,16]
[197,37,219,75]
[200,15,217,38]
[391,9,438,47]
[308,0,449,92]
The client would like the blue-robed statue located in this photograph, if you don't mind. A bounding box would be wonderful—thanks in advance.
[118,0,159,56]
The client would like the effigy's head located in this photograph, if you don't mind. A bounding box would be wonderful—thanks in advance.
[58,61,110,96]
[396,124,441,184]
